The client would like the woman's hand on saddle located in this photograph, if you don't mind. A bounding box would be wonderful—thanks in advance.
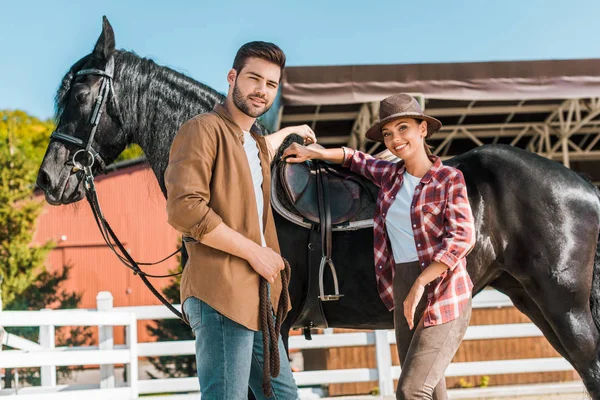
[247,246,285,284]
[282,142,321,163]
[283,145,348,165]
[404,281,426,330]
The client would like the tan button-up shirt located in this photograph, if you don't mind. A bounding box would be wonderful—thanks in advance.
[164,104,289,331]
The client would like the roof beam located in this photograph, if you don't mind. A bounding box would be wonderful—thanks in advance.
[429,103,557,117]
[281,104,562,124]
[282,111,358,123]
[317,125,600,145]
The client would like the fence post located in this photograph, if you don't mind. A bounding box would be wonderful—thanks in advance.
[126,313,138,398]
[374,330,394,397]
[39,308,56,386]
[96,291,115,388]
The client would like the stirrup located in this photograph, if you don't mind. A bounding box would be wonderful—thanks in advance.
[318,257,344,301]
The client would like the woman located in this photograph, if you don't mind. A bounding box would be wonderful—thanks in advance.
[282,93,476,400]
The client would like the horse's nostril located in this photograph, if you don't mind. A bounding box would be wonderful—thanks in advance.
[37,169,52,191]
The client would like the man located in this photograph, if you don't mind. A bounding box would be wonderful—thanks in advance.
[164,41,315,399]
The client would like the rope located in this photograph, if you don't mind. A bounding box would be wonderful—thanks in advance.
[260,258,291,397]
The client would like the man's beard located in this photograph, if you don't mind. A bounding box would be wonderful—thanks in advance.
[232,83,271,118]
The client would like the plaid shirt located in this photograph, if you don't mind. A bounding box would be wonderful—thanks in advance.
[342,149,475,326]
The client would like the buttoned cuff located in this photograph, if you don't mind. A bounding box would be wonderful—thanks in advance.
[433,250,460,271]
[189,209,223,241]
[341,146,355,167]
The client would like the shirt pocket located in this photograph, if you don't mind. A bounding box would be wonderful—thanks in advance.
[420,200,446,238]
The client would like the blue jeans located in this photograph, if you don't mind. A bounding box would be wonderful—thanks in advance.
[183,296,299,400]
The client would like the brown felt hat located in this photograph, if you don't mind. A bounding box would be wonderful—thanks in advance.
[365,93,442,142]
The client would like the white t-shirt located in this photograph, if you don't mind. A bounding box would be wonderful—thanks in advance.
[386,171,421,263]
[243,131,266,247]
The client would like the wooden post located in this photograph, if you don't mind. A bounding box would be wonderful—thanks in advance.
[126,313,139,398]
[375,330,394,396]
[96,291,115,388]
[39,309,56,386]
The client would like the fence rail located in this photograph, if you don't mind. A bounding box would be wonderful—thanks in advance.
[0,289,584,399]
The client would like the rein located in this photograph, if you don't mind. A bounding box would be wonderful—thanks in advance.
[50,58,184,320]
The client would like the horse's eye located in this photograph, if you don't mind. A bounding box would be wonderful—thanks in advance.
[75,91,89,104]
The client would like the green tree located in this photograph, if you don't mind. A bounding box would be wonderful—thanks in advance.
[0,110,93,388]
[0,110,54,166]
[115,143,144,162]
[0,129,54,307]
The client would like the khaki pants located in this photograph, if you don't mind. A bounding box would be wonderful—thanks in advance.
[393,261,472,400]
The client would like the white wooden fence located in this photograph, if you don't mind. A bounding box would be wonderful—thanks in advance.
[0,289,587,399]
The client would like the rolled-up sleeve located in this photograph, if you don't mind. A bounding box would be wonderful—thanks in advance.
[433,171,476,270]
[341,147,395,188]
[165,118,222,241]
[265,137,276,164]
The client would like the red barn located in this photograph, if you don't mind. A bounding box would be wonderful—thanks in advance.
[33,159,180,342]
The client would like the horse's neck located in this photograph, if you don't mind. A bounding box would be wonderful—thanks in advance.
[116,55,224,194]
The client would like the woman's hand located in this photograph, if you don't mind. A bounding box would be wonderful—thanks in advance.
[282,142,321,163]
[404,281,425,330]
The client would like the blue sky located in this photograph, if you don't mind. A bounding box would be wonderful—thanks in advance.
[3,0,600,119]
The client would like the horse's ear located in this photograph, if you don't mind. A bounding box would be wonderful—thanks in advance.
[93,16,115,59]
[55,56,88,115]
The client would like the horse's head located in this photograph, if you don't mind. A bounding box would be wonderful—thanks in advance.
[37,16,128,205]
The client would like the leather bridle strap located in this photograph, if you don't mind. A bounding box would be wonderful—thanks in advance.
[49,67,114,172]
[84,169,183,320]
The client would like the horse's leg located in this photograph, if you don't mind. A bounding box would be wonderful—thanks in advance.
[490,273,571,362]
[281,320,291,356]
[513,261,600,398]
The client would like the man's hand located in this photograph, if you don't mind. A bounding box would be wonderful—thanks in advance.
[247,246,285,283]
[284,124,317,145]
[199,223,284,283]
[266,124,317,154]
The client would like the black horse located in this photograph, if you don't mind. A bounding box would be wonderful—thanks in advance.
[37,18,600,397]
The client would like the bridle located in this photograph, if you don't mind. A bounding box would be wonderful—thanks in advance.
[50,58,117,174]
[49,57,183,320]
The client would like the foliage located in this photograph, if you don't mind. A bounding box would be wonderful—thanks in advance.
[0,110,93,388]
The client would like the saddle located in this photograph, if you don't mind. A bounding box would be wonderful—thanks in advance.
[272,145,378,339]
[279,161,365,226]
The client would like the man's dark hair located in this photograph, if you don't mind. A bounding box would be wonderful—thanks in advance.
[232,41,286,75]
